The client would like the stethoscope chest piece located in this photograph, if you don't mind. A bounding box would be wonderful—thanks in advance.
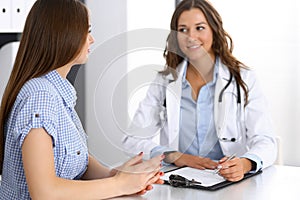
[219,137,237,142]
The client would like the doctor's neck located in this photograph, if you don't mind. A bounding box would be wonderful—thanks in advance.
[188,56,215,83]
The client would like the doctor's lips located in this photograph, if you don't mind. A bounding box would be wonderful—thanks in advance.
[187,45,200,49]
[187,43,201,49]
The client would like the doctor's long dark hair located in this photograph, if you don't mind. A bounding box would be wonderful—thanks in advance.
[163,0,249,105]
[0,0,89,174]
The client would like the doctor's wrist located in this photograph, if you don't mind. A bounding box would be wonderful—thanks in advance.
[241,158,253,174]
[163,151,182,164]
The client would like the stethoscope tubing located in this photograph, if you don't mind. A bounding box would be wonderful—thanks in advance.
[218,72,241,104]
[217,71,242,142]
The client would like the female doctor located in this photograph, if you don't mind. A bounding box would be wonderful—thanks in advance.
[122,0,277,182]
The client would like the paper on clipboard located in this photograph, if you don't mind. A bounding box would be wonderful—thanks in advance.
[162,167,226,187]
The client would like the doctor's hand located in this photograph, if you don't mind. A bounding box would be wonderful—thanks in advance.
[217,157,252,182]
[113,152,164,196]
[165,152,218,170]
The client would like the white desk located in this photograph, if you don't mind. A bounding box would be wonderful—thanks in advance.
[110,165,299,200]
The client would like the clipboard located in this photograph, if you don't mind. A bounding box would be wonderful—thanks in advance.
[162,166,262,191]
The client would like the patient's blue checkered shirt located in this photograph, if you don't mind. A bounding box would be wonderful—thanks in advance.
[0,70,88,199]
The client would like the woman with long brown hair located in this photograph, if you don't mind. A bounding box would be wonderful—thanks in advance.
[123,0,277,182]
[0,0,163,199]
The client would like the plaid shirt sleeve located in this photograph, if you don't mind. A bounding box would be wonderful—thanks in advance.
[14,90,59,147]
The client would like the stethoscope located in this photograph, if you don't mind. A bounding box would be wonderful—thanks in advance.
[217,71,242,142]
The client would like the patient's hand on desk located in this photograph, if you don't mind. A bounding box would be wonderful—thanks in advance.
[217,157,252,182]
[165,152,218,170]
[136,175,165,195]
[112,153,165,196]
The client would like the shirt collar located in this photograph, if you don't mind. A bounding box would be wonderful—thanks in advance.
[182,64,189,88]
[44,70,77,108]
[182,56,220,87]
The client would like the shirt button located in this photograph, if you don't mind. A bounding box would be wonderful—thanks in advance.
[35,113,40,118]
[77,151,81,155]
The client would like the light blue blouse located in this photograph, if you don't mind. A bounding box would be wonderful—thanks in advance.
[179,59,224,160]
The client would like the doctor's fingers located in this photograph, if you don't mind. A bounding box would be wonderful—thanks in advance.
[196,157,218,169]
[219,168,244,182]
[186,158,217,170]
[219,156,231,163]
[218,157,239,169]
[218,159,244,179]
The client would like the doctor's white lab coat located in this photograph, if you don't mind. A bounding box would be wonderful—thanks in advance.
[122,60,277,169]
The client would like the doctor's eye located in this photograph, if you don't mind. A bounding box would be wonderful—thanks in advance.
[178,28,187,33]
[196,26,204,31]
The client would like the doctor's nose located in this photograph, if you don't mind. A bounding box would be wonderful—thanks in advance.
[187,30,198,43]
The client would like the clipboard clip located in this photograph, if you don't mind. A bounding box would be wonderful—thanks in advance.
[169,174,202,187]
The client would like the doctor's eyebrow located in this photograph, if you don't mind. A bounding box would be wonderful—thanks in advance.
[178,22,207,27]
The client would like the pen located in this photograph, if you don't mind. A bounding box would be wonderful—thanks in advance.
[214,154,236,174]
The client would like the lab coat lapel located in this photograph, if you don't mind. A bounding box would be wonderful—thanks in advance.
[166,60,187,149]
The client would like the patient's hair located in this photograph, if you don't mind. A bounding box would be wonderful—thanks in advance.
[0,0,89,174]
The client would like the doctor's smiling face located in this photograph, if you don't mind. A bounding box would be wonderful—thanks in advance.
[177,8,214,63]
